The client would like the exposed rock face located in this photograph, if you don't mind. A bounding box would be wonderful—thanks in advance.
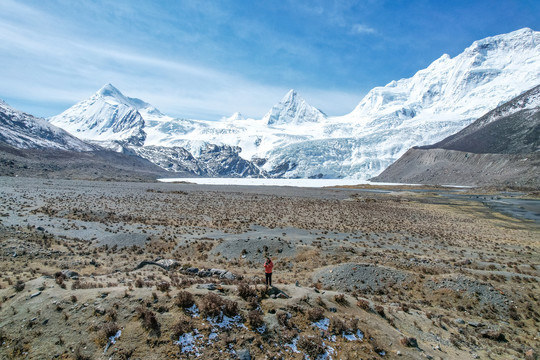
[372,84,540,188]
[197,144,264,177]
[127,145,204,175]
[127,143,265,177]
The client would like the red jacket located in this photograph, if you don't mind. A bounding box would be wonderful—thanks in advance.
[264,260,273,273]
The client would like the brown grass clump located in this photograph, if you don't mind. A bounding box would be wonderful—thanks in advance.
[200,293,239,318]
[156,281,170,292]
[135,278,144,288]
[247,310,264,329]
[222,299,239,317]
[97,322,119,347]
[237,283,257,300]
[357,299,370,311]
[277,311,291,328]
[136,306,160,332]
[297,335,325,358]
[330,317,347,335]
[334,293,348,305]
[13,280,25,292]
[201,293,223,318]
[400,337,418,347]
[175,291,195,309]
[374,305,385,318]
[171,319,193,339]
[307,307,325,322]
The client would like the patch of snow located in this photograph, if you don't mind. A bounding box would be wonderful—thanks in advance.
[312,318,330,331]
[186,304,200,317]
[343,329,364,341]
[284,336,300,353]
[256,324,267,334]
[174,330,204,356]
[207,313,245,330]
[103,330,121,353]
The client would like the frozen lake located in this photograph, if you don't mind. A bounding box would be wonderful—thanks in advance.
[157,177,390,187]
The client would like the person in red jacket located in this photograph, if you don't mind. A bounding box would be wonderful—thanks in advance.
[264,257,274,288]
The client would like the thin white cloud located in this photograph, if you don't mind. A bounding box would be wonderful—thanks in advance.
[0,0,363,120]
[351,23,377,35]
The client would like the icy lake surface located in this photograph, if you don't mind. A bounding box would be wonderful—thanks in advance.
[157,178,395,187]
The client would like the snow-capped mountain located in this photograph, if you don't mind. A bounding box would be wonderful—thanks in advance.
[262,90,327,126]
[0,99,94,151]
[48,28,540,179]
[50,84,147,146]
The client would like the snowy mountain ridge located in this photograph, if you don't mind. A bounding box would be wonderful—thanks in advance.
[0,100,95,151]
[48,28,540,179]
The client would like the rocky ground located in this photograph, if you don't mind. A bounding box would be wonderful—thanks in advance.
[0,177,538,359]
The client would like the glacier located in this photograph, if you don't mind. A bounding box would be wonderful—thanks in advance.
[48,28,540,179]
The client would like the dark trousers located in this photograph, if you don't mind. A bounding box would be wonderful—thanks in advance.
[265,272,272,286]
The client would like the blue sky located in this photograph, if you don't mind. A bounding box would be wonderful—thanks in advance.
[1,0,539,120]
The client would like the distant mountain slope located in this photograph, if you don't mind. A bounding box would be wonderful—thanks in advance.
[420,84,540,154]
[0,99,178,181]
[0,142,174,181]
[371,84,540,188]
[0,100,95,151]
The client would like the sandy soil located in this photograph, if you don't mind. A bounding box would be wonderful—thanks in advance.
[0,176,538,359]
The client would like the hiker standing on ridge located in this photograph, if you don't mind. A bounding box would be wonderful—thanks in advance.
[264,257,273,288]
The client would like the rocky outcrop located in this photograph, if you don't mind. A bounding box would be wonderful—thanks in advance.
[197,144,264,177]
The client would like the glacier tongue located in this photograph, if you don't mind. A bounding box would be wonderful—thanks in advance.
[46,28,540,180]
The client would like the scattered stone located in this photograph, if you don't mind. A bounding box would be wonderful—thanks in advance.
[468,321,483,328]
[60,269,79,280]
[198,270,212,277]
[237,348,251,360]
[454,318,465,325]
[197,284,216,291]
[185,267,199,274]
[30,291,41,298]
[135,259,179,271]
[94,307,106,315]
[223,272,236,280]
[156,259,179,270]
[42,319,49,325]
